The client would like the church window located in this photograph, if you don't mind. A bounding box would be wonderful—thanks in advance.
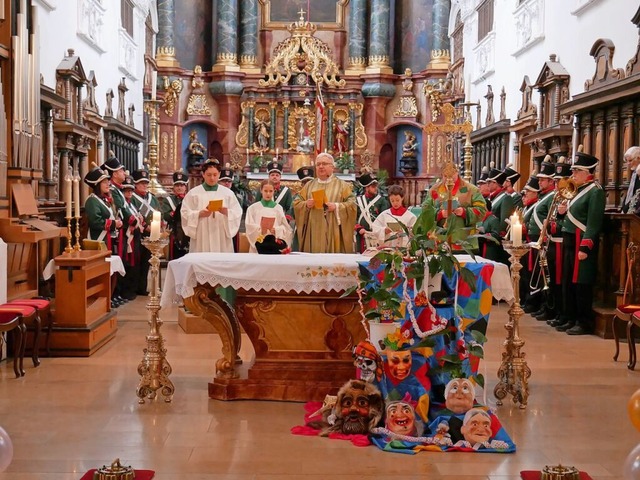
[477,0,494,42]
[121,0,134,38]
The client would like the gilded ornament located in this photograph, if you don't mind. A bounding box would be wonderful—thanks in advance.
[349,103,368,150]
[162,77,183,117]
[259,14,345,88]
[368,55,390,67]
[216,52,238,66]
[93,458,135,480]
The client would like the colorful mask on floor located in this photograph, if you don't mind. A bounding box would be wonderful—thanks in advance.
[322,379,383,436]
[444,377,476,414]
[385,393,421,437]
[460,408,492,445]
[386,350,412,381]
[353,341,383,383]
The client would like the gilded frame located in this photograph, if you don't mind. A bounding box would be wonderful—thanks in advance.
[259,0,349,30]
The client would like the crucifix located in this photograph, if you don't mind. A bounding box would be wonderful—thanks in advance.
[424,103,473,219]
[297,8,306,21]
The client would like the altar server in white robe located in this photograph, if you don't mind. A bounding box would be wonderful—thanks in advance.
[245,180,293,253]
[181,159,242,253]
[372,185,417,249]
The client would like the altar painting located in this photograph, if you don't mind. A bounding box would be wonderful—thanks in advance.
[395,0,435,73]
[260,0,346,28]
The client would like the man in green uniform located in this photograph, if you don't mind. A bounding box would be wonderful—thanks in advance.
[526,156,556,319]
[354,173,390,252]
[555,151,605,335]
[503,164,523,209]
[486,166,515,263]
[161,170,190,259]
[521,175,541,312]
[548,158,573,328]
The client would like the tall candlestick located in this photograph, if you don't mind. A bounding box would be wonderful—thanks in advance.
[65,174,72,218]
[72,174,80,218]
[151,70,157,101]
[246,148,250,166]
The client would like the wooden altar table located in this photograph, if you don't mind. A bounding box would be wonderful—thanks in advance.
[160,253,513,401]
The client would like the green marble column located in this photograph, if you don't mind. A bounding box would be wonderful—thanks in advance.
[429,0,452,69]
[239,0,258,68]
[368,0,391,68]
[283,95,290,151]
[156,0,179,66]
[348,0,367,70]
[215,0,239,67]
[269,100,277,151]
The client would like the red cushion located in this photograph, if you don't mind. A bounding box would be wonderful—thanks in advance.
[633,311,640,321]
[0,304,36,316]
[9,299,50,309]
[617,304,640,314]
[0,311,20,324]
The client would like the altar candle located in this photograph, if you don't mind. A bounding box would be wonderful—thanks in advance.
[151,70,157,101]
[512,220,522,247]
[72,174,80,218]
[276,148,279,158]
[465,75,471,103]
[150,211,161,241]
[246,148,250,165]
[64,175,72,218]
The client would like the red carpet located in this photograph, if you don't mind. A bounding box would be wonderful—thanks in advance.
[80,470,154,480]
[521,472,593,480]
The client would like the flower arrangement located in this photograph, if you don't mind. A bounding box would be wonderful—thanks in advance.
[334,152,355,172]
[249,155,266,171]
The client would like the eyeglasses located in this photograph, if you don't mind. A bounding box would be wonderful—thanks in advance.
[316,162,332,166]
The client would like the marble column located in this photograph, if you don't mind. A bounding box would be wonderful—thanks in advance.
[214,0,239,69]
[327,103,334,153]
[428,0,451,69]
[239,0,259,70]
[347,0,367,71]
[269,100,277,151]
[156,0,179,67]
[368,0,391,70]
[282,97,290,151]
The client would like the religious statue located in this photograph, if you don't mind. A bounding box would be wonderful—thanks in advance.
[186,130,206,167]
[399,131,418,176]
[332,119,349,155]
[254,115,271,151]
[296,116,314,154]
[402,131,418,158]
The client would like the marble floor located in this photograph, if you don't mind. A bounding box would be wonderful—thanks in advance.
[0,297,638,480]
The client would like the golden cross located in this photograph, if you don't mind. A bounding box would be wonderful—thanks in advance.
[297,8,306,21]
[424,103,473,221]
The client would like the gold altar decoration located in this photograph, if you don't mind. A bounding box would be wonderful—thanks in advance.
[259,11,345,89]
[427,49,452,70]
[541,465,580,480]
[423,75,454,123]
[287,103,316,152]
[359,150,375,172]
[93,458,135,480]
[136,236,174,403]
[394,68,419,118]
[229,148,244,172]
[186,65,211,116]
[162,76,183,117]
[424,102,473,179]
[235,100,254,148]
[350,103,368,150]
[143,99,166,196]
[494,240,532,409]
[156,45,179,68]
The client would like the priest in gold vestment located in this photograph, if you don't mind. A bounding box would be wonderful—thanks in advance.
[293,153,357,253]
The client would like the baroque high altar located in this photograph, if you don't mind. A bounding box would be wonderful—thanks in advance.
[151,0,463,201]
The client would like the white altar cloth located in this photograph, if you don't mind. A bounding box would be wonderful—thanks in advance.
[161,253,514,307]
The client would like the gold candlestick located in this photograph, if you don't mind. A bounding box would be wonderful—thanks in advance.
[494,240,532,409]
[144,99,166,196]
[136,235,174,403]
[64,216,73,253]
[73,216,82,252]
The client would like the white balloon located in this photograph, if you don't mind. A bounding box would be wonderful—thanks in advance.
[624,443,640,480]
[0,426,13,472]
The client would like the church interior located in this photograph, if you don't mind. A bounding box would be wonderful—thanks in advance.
[1,0,640,478]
